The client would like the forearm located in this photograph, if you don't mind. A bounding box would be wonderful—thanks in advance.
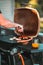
[0,20,17,28]
[0,14,22,29]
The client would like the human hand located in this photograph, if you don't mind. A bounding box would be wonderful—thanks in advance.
[14,24,23,35]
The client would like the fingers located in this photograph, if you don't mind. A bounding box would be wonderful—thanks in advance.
[15,24,23,33]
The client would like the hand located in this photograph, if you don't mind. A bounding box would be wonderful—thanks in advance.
[14,24,23,35]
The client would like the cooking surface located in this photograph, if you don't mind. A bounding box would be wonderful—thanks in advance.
[0,35,18,50]
[0,35,17,44]
[0,35,32,50]
[0,27,32,50]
